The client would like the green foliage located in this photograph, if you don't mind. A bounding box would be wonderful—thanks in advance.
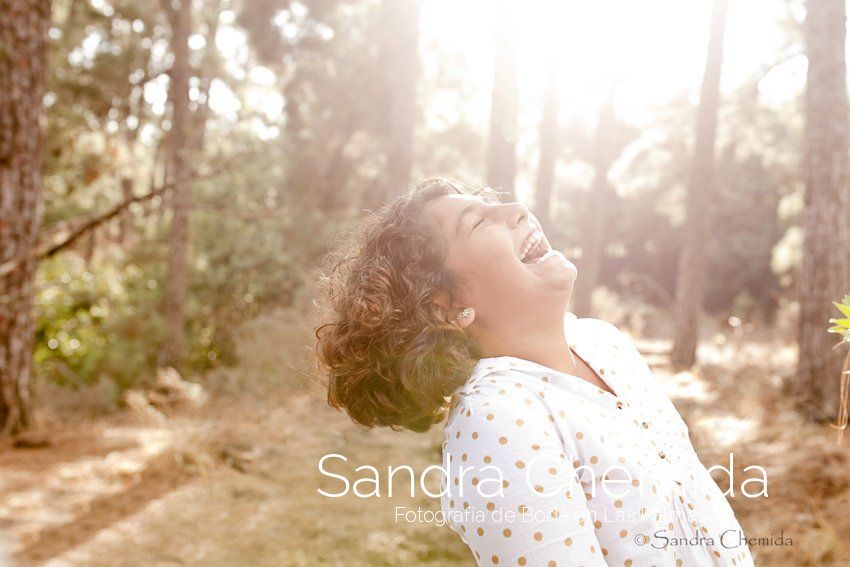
[575,83,801,322]
[34,0,815,397]
[45,0,165,225]
[828,295,850,343]
[35,213,304,394]
[186,181,304,369]
[35,251,165,397]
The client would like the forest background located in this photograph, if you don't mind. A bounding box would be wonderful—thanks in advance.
[1,0,849,565]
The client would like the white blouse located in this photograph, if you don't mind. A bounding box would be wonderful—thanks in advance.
[439,314,753,567]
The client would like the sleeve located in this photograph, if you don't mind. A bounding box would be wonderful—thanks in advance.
[443,393,607,567]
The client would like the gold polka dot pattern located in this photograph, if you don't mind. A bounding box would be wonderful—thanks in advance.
[439,314,754,566]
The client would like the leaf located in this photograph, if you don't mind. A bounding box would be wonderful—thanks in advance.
[831,318,850,329]
[835,300,850,319]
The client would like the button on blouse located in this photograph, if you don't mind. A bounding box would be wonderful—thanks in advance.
[440,314,753,567]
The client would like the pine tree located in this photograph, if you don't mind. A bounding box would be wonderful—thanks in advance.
[486,8,517,198]
[795,0,850,419]
[0,0,50,433]
[671,0,729,368]
[160,0,193,370]
[535,61,559,224]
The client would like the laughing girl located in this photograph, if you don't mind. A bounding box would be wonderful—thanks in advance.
[315,178,753,566]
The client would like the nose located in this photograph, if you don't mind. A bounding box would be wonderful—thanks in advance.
[496,201,530,228]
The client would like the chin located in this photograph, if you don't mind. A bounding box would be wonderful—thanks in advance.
[545,268,577,312]
[538,266,576,303]
[541,254,578,288]
[564,259,578,281]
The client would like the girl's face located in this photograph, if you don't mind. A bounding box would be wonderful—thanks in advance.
[425,193,577,333]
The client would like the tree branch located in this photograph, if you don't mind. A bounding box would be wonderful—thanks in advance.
[0,184,169,278]
[46,184,170,259]
[0,154,245,278]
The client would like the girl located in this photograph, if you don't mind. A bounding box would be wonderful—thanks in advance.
[316,178,753,566]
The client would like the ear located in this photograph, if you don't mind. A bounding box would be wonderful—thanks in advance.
[432,289,452,323]
[454,306,475,328]
[433,290,475,328]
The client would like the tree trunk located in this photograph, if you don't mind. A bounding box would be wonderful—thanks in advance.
[381,0,420,201]
[671,0,729,369]
[120,176,133,246]
[795,0,850,420]
[192,0,223,155]
[0,0,50,434]
[486,9,517,198]
[572,98,616,318]
[535,63,559,224]
[160,0,192,370]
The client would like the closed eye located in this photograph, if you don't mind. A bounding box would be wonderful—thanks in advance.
[471,218,485,232]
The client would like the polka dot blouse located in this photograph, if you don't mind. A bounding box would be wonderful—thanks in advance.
[440,314,753,567]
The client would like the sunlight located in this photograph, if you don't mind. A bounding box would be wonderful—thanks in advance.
[696,415,759,447]
[417,0,801,202]
[197,0,805,146]
[0,427,171,556]
[208,79,242,121]
[421,0,796,125]
[662,370,717,403]
[9,0,850,562]
[144,0,831,143]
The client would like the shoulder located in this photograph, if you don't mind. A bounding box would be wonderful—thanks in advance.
[570,316,640,355]
[448,372,548,421]
[569,314,623,339]
[443,371,558,442]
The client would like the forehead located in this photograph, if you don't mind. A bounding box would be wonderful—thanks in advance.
[424,193,488,232]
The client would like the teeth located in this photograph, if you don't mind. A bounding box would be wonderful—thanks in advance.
[519,230,544,262]
[528,249,558,264]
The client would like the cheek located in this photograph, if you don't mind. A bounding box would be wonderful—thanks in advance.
[446,238,522,278]
[454,239,529,294]
[468,234,515,267]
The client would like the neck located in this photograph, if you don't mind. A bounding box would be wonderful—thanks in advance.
[474,309,578,376]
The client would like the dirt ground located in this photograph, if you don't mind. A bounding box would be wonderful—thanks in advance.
[1,309,849,566]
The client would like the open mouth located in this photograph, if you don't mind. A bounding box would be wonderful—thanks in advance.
[519,229,553,264]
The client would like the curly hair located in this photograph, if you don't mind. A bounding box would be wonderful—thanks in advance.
[315,178,498,432]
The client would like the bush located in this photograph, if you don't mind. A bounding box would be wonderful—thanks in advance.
[35,215,303,399]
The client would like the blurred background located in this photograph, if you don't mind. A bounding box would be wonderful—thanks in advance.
[1,0,850,565]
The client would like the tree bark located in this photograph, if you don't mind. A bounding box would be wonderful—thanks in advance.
[192,0,223,155]
[119,176,133,246]
[671,0,729,369]
[572,98,616,318]
[0,0,50,434]
[795,0,850,420]
[160,0,192,370]
[535,62,559,224]
[381,0,420,201]
[486,9,517,198]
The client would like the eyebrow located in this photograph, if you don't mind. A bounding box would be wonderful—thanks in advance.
[454,203,477,237]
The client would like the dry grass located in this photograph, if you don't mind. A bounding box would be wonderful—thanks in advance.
[1,307,849,566]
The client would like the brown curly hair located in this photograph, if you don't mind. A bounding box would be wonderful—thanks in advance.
[315,178,498,432]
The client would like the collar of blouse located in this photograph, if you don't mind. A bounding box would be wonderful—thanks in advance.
[451,313,637,415]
